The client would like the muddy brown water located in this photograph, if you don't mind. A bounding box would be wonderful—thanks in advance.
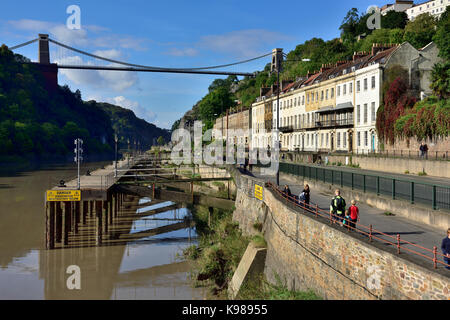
[0,161,207,299]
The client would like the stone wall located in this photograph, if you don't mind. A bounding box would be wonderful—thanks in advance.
[229,166,450,300]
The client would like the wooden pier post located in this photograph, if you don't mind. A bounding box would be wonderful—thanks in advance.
[46,201,55,250]
[96,200,102,245]
[103,200,108,235]
[55,202,62,243]
[62,202,70,246]
[82,201,87,224]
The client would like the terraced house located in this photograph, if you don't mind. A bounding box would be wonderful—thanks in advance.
[249,41,441,154]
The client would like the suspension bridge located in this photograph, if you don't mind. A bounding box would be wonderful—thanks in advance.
[8,34,272,78]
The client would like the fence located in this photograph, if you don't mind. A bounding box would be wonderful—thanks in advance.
[266,181,450,270]
[279,162,450,211]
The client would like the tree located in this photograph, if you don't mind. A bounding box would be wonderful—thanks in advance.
[430,62,450,99]
[403,13,437,49]
[157,136,165,146]
[433,7,450,60]
[381,11,408,29]
[339,8,361,43]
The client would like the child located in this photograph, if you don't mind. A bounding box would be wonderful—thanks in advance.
[349,200,359,231]
[343,209,351,230]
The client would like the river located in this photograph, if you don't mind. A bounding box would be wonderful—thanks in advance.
[0,161,207,299]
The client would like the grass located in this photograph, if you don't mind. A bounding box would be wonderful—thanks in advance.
[384,211,395,216]
[253,221,263,232]
[236,273,322,300]
[404,170,410,174]
[418,171,427,176]
[347,163,360,168]
[251,233,267,248]
[183,206,250,296]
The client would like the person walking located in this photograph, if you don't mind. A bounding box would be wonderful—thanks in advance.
[423,143,428,159]
[419,142,425,158]
[330,189,346,225]
[300,184,311,211]
[283,185,292,199]
[441,228,450,270]
[348,200,359,231]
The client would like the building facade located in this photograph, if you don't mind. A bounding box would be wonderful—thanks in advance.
[406,0,449,20]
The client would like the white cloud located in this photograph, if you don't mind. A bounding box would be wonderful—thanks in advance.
[56,54,139,91]
[199,29,290,57]
[107,96,157,124]
[165,47,199,57]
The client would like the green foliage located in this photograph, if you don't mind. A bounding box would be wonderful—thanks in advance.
[157,136,165,146]
[394,97,450,140]
[381,11,408,29]
[403,13,437,49]
[430,62,450,99]
[433,6,450,60]
[357,28,404,52]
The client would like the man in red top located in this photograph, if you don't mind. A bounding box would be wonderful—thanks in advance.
[349,200,359,231]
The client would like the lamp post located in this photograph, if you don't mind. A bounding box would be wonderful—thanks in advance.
[275,54,310,186]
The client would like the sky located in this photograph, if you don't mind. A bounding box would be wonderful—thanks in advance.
[0,0,392,129]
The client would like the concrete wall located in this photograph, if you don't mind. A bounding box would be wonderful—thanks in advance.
[229,167,450,300]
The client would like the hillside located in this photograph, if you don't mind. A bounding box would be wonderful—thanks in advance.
[0,45,169,162]
[96,102,170,151]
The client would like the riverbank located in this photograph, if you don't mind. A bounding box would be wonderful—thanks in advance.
[183,205,322,300]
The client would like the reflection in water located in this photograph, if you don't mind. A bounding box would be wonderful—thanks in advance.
[0,162,206,300]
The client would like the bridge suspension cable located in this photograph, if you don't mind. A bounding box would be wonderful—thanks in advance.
[9,38,39,51]
[48,38,271,71]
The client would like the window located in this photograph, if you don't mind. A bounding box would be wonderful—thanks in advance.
[294,98,297,106]
[302,96,305,105]
[364,104,368,124]
[326,89,329,100]
[343,84,347,95]
[280,101,283,109]
[371,76,376,89]
[307,134,309,146]
[295,115,298,128]
[316,92,318,101]
[357,105,360,124]
[337,86,340,96]
[357,132,361,147]
[371,102,376,123]
[364,78,368,91]
[307,93,310,104]
[321,133,324,146]
[364,131,368,147]
[326,133,329,146]
[337,132,340,147]
[321,91,324,101]
[357,80,360,92]
[343,132,346,148]
[311,93,314,102]
[349,83,353,93]
[331,88,335,98]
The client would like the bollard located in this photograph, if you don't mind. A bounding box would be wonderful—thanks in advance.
[433,246,437,269]
[55,202,62,243]
[46,202,55,250]
[397,234,401,254]
[369,224,373,242]
[96,201,102,246]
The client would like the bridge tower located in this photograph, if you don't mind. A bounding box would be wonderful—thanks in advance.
[35,34,58,92]
[271,48,283,74]
[38,34,50,64]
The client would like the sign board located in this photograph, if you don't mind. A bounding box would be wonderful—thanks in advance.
[254,184,263,201]
[47,190,81,202]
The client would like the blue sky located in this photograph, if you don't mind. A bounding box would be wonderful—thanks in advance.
[1,0,390,129]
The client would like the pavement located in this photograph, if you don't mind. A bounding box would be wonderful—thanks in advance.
[246,168,450,272]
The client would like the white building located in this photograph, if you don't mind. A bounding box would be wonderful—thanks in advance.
[354,64,382,154]
[406,0,449,20]
[381,0,414,15]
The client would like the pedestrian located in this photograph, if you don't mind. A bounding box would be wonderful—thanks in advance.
[349,200,359,231]
[423,143,428,159]
[330,189,346,225]
[283,185,292,199]
[419,142,425,158]
[441,228,450,270]
[301,184,311,211]
[343,209,351,231]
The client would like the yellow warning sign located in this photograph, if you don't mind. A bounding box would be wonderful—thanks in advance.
[47,190,81,202]
[254,184,263,201]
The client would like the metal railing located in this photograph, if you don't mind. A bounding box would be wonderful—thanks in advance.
[357,149,449,160]
[266,181,450,270]
[279,162,450,211]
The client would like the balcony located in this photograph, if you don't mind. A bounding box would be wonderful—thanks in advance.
[315,118,353,128]
[279,125,294,133]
